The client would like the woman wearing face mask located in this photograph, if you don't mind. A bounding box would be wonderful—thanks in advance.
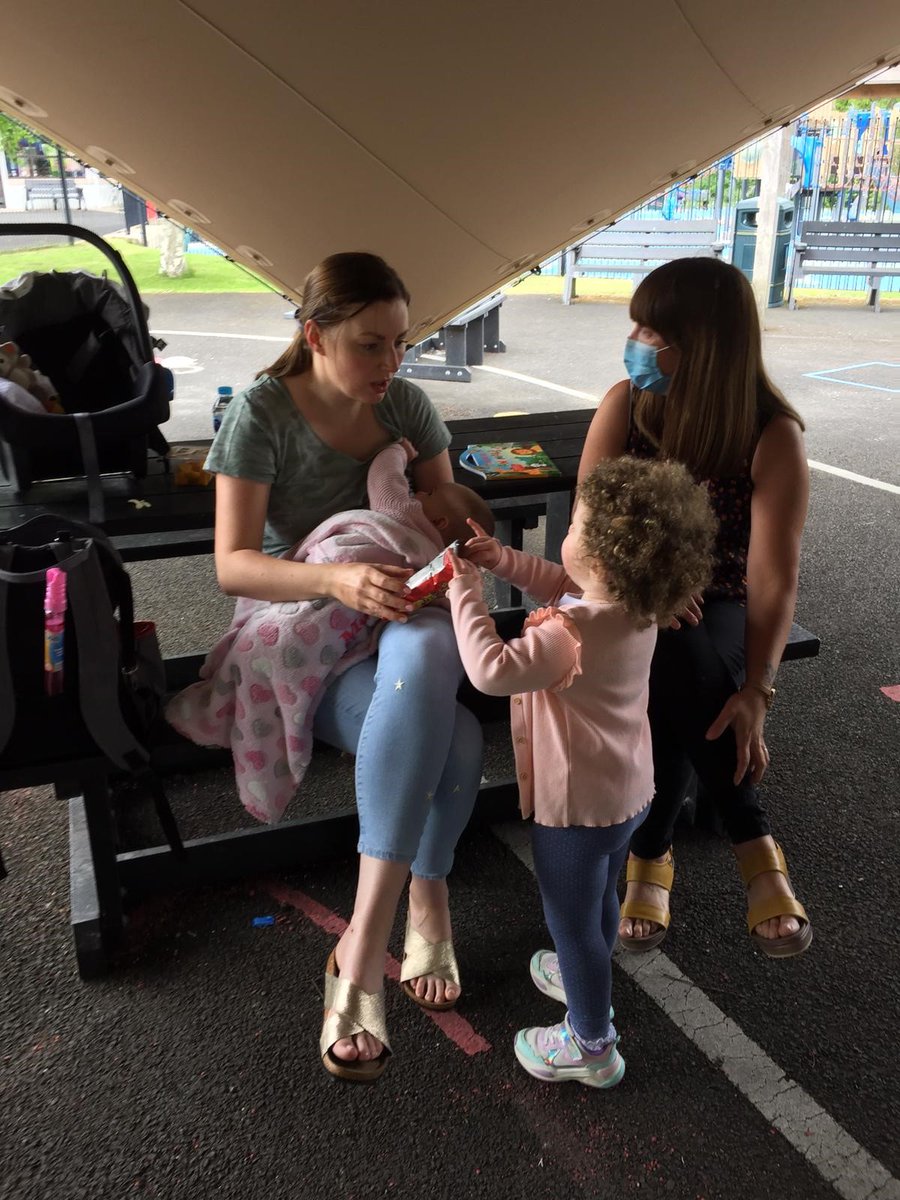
[203,252,482,1082]
[578,256,813,959]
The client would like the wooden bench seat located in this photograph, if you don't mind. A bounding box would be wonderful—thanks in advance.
[563,219,725,304]
[788,221,900,312]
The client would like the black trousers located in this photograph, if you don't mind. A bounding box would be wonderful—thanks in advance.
[630,600,771,859]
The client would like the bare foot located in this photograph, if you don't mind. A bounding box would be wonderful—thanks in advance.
[405,876,460,1007]
[735,837,802,940]
[618,852,671,943]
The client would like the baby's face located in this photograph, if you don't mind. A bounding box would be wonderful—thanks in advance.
[414,486,448,525]
[415,483,465,545]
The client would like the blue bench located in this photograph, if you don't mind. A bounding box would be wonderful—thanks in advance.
[787,221,900,312]
[563,219,725,304]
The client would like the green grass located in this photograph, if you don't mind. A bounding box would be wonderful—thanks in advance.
[0,238,274,294]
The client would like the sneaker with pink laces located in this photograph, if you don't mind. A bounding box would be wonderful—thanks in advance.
[514,1016,625,1088]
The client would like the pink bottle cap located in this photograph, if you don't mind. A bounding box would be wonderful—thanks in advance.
[45,566,67,611]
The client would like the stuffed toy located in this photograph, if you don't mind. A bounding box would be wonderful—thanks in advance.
[0,340,64,413]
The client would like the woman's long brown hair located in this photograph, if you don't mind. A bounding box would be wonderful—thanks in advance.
[629,257,804,479]
[259,251,411,379]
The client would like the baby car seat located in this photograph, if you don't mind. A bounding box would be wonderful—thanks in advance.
[0,222,172,520]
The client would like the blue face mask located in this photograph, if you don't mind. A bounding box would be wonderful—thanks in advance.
[624,337,671,395]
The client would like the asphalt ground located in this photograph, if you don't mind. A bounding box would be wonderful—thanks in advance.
[1,288,899,1200]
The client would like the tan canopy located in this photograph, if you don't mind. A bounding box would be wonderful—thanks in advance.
[2,2,899,338]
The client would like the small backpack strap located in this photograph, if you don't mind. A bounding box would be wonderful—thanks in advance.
[134,766,186,859]
[0,544,15,758]
[72,412,105,525]
[61,544,148,770]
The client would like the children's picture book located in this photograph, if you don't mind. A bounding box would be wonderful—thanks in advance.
[458,442,561,480]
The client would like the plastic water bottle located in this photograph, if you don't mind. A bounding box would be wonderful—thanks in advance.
[212,385,233,433]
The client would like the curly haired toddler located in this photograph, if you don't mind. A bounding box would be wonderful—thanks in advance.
[448,456,716,1088]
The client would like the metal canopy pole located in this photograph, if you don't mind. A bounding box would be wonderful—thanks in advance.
[54,144,74,244]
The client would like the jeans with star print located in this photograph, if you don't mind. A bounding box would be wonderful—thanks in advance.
[312,605,483,878]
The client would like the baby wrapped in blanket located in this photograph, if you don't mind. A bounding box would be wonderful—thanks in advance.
[166,440,493,822]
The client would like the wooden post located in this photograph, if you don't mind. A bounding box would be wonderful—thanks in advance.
[751,124,793,325]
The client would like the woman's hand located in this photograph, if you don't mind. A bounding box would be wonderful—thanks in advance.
[330,562,413,622]
[706,689,770,785]
[668,592,704,630]
[463,519,502,570]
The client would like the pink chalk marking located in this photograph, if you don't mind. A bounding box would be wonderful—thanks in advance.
[264,881,491,1055]
[266,881,347,937]
[880,684,900,702]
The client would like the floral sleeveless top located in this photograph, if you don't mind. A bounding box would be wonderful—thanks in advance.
[626,399,754,604]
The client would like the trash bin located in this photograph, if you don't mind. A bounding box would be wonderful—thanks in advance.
[731,197,794,306]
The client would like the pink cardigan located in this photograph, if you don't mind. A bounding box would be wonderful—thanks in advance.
[448,547,657,828]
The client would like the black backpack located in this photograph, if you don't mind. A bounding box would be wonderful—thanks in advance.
[0,514,183,866]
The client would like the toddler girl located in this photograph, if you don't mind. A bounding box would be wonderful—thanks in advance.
[448,456,715,1088]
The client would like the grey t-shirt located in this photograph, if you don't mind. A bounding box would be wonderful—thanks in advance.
[205,374,451,555]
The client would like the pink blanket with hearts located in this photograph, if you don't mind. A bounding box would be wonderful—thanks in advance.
[165,505,440,823]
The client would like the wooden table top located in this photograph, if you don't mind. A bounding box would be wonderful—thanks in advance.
[0,408,594,559]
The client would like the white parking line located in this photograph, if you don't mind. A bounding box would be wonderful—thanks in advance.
[151,328,291,343]
[470,366,899,494]
[470,362,601,401]
[493,820,900,1200]
[150,331,900,495]
[807,461,900,496]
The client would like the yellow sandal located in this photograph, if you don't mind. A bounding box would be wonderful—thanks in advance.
[618,851,674,952]
[320,950,391,1083]
[738,842,813,959]
[399,914,461,1011]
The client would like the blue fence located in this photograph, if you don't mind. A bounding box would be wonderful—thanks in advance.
[541,103,900,295]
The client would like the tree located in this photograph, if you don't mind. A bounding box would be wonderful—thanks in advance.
[833,96,899,112]
[0,112,40,163]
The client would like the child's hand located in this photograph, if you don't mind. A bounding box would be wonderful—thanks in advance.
[448,546,481,579]
[463,519,502,570]
[398,438,417,463]
[668,592,704,630]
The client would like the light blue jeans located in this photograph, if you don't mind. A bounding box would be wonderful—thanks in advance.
[312,606,483,879]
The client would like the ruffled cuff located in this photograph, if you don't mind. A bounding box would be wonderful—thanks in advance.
[523,606,583,690]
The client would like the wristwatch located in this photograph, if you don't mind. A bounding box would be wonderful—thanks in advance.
[743,681,776,710]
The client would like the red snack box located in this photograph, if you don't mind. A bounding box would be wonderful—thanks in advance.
[405,541,459,609]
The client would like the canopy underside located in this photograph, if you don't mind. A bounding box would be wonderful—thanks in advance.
[2,2,899,337]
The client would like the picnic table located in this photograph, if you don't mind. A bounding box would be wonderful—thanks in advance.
[0,409,590,977]
[0,407,821,976]
[0,408,589,570]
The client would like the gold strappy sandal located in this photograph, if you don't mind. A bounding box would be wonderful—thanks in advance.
[618,850,675,952]
[399,915,461,1012]
[320,950,391,1083]
[738,842,813,959]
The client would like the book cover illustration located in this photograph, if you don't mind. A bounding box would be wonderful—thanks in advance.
[458,442,561,480]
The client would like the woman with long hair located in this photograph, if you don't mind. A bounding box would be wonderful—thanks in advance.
[578,256,813,959]
[206,252,483,1081]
